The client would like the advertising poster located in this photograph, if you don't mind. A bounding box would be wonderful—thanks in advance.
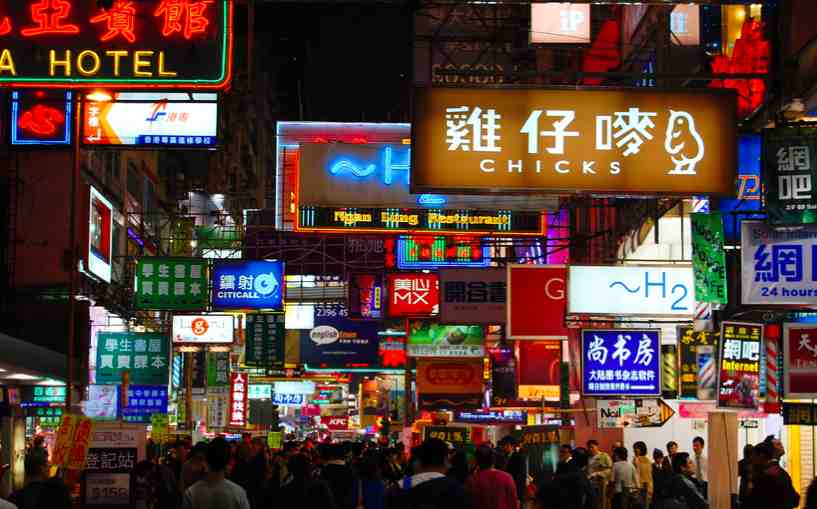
[489,345,517,406]
[134,258,208,311]
[212,260,284,310]
[439,268,506,324]
[691,213,728,304]
[96,332,169,386]
[783,324,817,398]
[172,315,234,344]
[300,304,380,368]
[387,273,439,317]
[245,314,285,367]
[85,386,118,419]
[597,399,675,428]
[88,187,113,283]
[349,273,384,319]
[677,327,720,400]
[718,322,763,410]
[763,126,817,225]
[416,358,483,410]
[581,329,662,397]
[407,320,485,357]
[507,265,568,340]
[119,386,169,424]
[518,341,562,401]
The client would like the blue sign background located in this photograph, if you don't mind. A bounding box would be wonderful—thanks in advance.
[300,304,381,368]
[272,393,305,405]
[212,260,284,310]
[581,329,661,397]
[119,385,168,423]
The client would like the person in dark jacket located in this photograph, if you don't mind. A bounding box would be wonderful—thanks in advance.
[745,442,799,509]
[8,453,71,509]
[555,445,575,476]
[499,436,527,507]
[385,438,471,509]
[321,443,358,509]
[651,449,673,509]
[273,453,336,509]
[667,452,708,509]
[536,447,593,509]
[738,444,754,507]
[805,476,817,509]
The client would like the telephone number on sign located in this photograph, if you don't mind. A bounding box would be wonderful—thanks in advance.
[86,474,130,505]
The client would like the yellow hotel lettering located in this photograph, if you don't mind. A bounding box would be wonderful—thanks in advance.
[0,49,178,77]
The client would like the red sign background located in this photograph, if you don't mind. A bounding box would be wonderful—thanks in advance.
[507,265,568,339]
[228,372,248,428]
[784,325,817,398]
[387,273,439,317]
[416,359,484,394]
[325,416,349,431]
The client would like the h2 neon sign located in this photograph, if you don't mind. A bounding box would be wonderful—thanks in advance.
[328,146,410,186]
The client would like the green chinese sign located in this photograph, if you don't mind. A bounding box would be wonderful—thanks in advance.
[245,314,285,368]
[764,127,817,226]
[207,352,231,387]
[691,213,728,304]
[135,258,208,310]
[32,386,66,404]
[33,407,64,429]
[96,332,169,386]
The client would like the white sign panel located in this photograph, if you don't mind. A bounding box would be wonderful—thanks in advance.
[568,265,694,316]
[531,3,591,44]
[741,221,817,305]
[274,381,316,395]
[88,187,113,283]
[172,315,235,344]
[85,473,130,506]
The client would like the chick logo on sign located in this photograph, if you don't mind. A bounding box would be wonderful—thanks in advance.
[212,260,284,311]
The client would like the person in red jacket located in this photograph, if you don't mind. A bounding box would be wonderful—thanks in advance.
[465,445,519,509]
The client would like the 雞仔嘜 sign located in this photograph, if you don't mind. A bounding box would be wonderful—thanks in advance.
[0,0,232,89]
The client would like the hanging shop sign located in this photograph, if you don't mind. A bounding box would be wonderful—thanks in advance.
[407,320,485,357]
[581,329,662,397]
[507,265,568,339]
[134,257,208,310]
[206,352,230,387]
[212,260,284,310]
[10,90,72,145]
[88,186,113,283]
[518,340,562,401]
[300,304,380,368]
[393,236,490,269]
[423,426,470,446]
[661,345,679,399]
[248,384,271,400]
[677,327,720,400]
[489,345,517,406]
[782,402,817,426]
[96,332,168,385]
[783,324,817,399]
[207,390,228,429]
[83,92,218,147]
[439,268,506,324]
[454,410,527,425]
[27,385,66,404]
[741,221,817,305]
[271,393,304,405]
[245,314,285,368]
[348,273,384,319]
[530,3,590,44]
[762,126,817,226]
[0,0,233,89]
[416,358,483,411]
[172,314,234,344]
[387,272,439,317]
[720,135,764,242]
[718,322,763,410]
[119,385,168,424]
[691,213,728,304]
[31,406,64,429]
[228,373,248,428]
[411,87,737,196]
[597,399,675,428]
[568,265,694,316]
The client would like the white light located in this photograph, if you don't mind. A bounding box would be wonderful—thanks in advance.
[5,374,41,381]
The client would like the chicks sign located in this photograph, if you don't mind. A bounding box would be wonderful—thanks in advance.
[0,0,232,88]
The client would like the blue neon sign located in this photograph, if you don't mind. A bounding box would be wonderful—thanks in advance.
[328,145,410,186]
[10,91,72,146]
[212,260,284,310]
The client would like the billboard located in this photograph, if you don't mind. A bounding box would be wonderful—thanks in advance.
[387,272,439,318]
[581,329,662,397]
[300,304,380,368]
[83,92,218,147]
[412,87,737,196]
[10,90,72,145]
[172,315,234,344]
[762,126,817,226]
[393,236,490,269]
[407,320,484,357]
[88,186,113,283]
[718,322,763,410]
[783,324,817,399]
[416,358,483,410]
[212,260,284,310]
[677,327,720,400]
[0,0,233,89]
[507,265,568,339]
[439,268,506,324]
[530,4,590,44]
[518,340,562,400]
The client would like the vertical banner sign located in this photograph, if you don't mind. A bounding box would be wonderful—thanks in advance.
[783,324,817,399]
[691,213,728,304]
[245,314,285,367]
[763,126,817,226]
[718,322,763,410]
[51,415,77,467]
[88,187,113,283]
[507,265,568,339]
[66,417,94,470]
[677,327,720,399]
[489,345,517,406]
[349,273,384,320]
[135,258,208,310]
[661,345,679,399]
[207,390,229,429]
[96,332,169,385]
[581,330,662,397]
[207,352,231,387]
[438,268,506,324]
[518,341,562,400]
[229,373,248,427]
[387,273,440,317]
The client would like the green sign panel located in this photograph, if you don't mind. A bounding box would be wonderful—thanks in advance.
[764,126,817,226]
[207,352,231,387]
[96,332,169,386]
[33,407,64,429]
[691,213,728,304]
[134,258,208,310]
[245,314,285,367]
[32,386,66,404]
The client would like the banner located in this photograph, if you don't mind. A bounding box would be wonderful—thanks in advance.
[416,359,483,410]
[740,221,817,305]
[691,213,728,304]
[718,322,763,410]
[489,345,517,406]
[96,332,169,385]
[763,126,817,225]
[677,327,720,399]
[439,268,506,324]
[300,304,380,368]
[387,273,439,317]
[134,258,208,310]
[507,265,568,339]
[245,314,285,367]
[518,341,562,401]
[212,260,284,310]
[407,320,485,357]
[229,373,248,428]
[581,329,662,397]
[783,324,817,398]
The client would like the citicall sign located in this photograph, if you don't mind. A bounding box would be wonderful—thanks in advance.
[506,265,568,340]
[172,315,235,344]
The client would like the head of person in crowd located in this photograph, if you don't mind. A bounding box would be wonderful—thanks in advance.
[671,452,694,476]
[692,437,705,456]
[190,442,208,461]
[587,440,601,457]
[633,441,647,458]
[206,437,231,475]
[612,447,628,463]
[500,436,518,456]
[571,447,590,470]
[303,437,316,451]
[666,441,679,457]
[559,444,573,463]
[475,445,496,471]
[764,435,785,460]
[175,440,190,462]
[418,438,450,474]
[653,449,665,465]
[351,441,366,460]
[359,451,383,481]
[752,441,775,466]
[283,441,301,458]
[24,451,49,483]
[288,453,314,483]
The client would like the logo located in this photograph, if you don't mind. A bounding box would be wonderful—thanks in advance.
[559,8,585,32]
[665,110,704,175]
[146,100,168,122]
[191,317,209,336]
[311,326,340,345]
[544,277,565,300]
[254,272,280,297]
[19,104,65,136]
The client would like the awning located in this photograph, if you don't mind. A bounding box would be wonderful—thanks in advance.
[0,332,67,385]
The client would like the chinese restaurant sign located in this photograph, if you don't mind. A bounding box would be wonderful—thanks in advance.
[439,268,506,324]
[740,221,817,305]
[134,258,207,310]
[212,260,284,311]
[229,372,248,428]
[677,327,719,400]
[10,90,72,145]
[783,324,817,399]
[119,385,168,423]
[245,314,285,368]
[581,329,661,397]
[0,0,232,88]
[387,272,439,317]
[412,87,737,195]
[96,332,168,385]
[718,322,763,410]
[416,359,483,410]
[407,320,485,357]
[507,265,568,339]
[691,213,727,304]
[763,127,817,226]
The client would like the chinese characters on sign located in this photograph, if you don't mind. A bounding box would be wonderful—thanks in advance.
[691,213,728,304]
[135,258,208,310]
[395,236,490,270]
[416,358,484,410]
[272,393,304,405]
[387,273,439,317]
[782,402,817,426]
[439,268,506,324]
[228,373,248,428]
[763,127,817,225]
[718,322,763,410]
[677,327,720,400]
[96,332,168,385]
[212,260,284,310]
[206,351,230,387]
[348,273,384,319]
[412,87,737,195]
[119,385,168,423]
[245,314,284,368]
[407,320,485,358]
[581,330,662,397]
[423,426,470,446]
[30,385,66,404]
[783,324,817,399]
[31,406,64,429]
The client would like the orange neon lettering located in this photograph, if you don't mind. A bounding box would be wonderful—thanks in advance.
[21,0,80,37]
[90,1,137,43]
[154,0,213,40]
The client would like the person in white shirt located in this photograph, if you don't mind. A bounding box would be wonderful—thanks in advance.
[610,447,639,509]
[182,438,250,509]
[691,436,707,483]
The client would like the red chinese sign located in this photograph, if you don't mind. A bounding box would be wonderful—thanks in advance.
[228,372,248,428]
[783,324,817,399]
[0,0,232,88]
[387,273,439,318]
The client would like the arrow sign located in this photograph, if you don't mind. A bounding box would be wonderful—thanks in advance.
[598,399,675,428]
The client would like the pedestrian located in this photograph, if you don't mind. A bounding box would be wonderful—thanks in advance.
[556,444,575,475]
[806,477,817,509]
[181,442,209,491]
[465,445,518,509]
[651,449,672,509]
[8,453,71,509]
[500,436,528,508]
[738,444,754,507]
[609,447,639,509]
[587,440,612,509]
[745,441,799,509]
[134,460,155,509]
[385,438,471,509]
[357,450,386,509]
[632,442,653,505]
[148,446,181,509]
[538,447,593,509]
[321,443,358,509]
[690,438,707,484]
[663,442,678,472]
[449,448,472,485]
[666,452,707,509]
[276,453,336,509]
[382,447,404,486]
[182,437,251,509]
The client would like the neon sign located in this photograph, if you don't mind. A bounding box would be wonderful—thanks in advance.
[391,236,490,269]
[329,146,410,186]
[10,90,72,145]
[0,0,232,89]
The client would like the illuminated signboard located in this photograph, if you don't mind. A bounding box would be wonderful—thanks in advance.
[88,186,113,283]
[212,260,284,311]
[393,236,490,269]
[10,90,72,145]
[531,3,590,44]
[387,272,439,318]
[172,314,234,344]
[0,0,232,89]
[82,92,218,147]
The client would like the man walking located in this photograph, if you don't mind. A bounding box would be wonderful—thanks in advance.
[691,437,707,484]
[500,437,528,508]
[182,438,251,509]
[746,441,799,509]
[465,445,518,509]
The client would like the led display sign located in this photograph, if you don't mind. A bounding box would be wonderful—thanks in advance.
[82,92,218,147]
[393,236,490,269]
[0,0,232,89]
[10,90,72,145]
